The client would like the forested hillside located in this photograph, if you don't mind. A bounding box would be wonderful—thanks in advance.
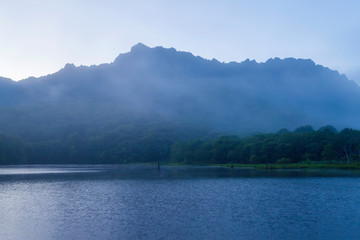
[1,44,360,165]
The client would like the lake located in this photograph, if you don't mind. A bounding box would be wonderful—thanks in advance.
[0,165,359,240]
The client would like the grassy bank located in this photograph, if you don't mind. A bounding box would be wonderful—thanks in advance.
[130,161,360,169]
[218,162,360,169]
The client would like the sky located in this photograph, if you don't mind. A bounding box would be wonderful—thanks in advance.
[0,0,359,83]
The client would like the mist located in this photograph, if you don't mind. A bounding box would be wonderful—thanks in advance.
[4,44,360,131]
[1,43,360,164]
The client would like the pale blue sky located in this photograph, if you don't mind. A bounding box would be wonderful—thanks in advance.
[0,0,359,82]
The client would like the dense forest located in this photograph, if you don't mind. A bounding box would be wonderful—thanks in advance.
[170,126,360,165]
[1,124,360,165]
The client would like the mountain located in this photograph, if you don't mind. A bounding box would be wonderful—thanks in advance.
[1,43,360,138]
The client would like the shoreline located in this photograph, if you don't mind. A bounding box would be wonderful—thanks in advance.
[1,162,360,170]
[165,162,360,169]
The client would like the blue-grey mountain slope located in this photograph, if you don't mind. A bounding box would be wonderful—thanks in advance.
[1,43,360,136]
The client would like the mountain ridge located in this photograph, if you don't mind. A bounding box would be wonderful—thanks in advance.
[0,43,359,135]
[2,43,354,84]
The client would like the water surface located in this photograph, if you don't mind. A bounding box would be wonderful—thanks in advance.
[0,165,359,240]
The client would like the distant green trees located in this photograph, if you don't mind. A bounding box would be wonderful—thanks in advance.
[170,126,360,165]
[0,134,25,164]
[0,124,360,165]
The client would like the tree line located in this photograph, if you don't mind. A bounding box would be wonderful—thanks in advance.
[170,126,360,165]
[0,125,359,165]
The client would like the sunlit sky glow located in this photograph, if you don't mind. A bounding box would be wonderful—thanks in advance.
[0,0,359,83]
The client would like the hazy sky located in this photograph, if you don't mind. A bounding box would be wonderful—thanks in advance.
[0,0,359,82]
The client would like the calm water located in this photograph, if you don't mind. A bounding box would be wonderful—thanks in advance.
[0,165,359,240]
